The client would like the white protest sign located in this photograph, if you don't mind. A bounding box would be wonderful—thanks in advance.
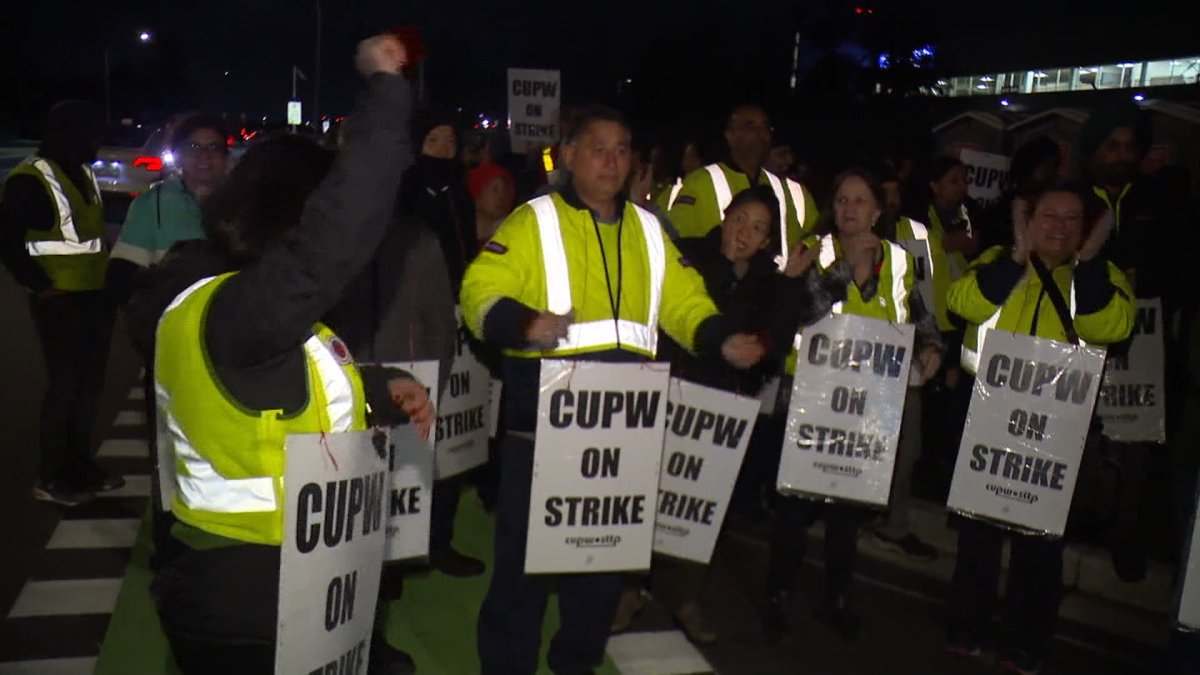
[435,312,491,478]
[384,424,433,561]
[654,379,757,564]
[277,431,388,675]
[381,360,439,562]
[507,68,561,154]
[959,149,1010,208]
[758,376,781,415]
[526,360,669,574]
[778,313,914,507]
[1097,299,1166,443]
[947,331,1106,536]
[1177,477,1200,629]
[489,378,503,439]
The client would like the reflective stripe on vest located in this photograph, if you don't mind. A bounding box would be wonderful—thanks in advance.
[816,235,909,320]
[666,178,684,209]
[704,163,734,237]
[786,178,806,229]
[887,241,911,323]
[761,171,789,270]
[905,218,934,293]
[959,277,1083,374]
[158,276,359,514]
[818,235,843,314]
[529,194,666,354]
[23,159,103,257]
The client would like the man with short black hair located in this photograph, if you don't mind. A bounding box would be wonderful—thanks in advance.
[463,104,766,675]
[666,104,819,267]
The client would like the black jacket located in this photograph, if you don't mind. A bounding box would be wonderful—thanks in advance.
[137,74,418,647]
[1090,180,1170,301]
[126,73,414,428]
[323,221,457,393]
[398,156,475,289]
[658,228,806,394]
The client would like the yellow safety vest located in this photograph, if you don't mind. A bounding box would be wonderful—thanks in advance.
[155,273,367,546]
[3,156,107,290]
[785,234,914,375]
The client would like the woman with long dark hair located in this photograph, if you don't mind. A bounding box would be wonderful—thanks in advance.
[127,35,430,673]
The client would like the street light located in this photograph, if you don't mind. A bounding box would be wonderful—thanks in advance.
[105,30,154,126]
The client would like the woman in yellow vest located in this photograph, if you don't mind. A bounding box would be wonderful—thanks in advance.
[128,35,432,673]
[764,168,944,642]
[944,185,1133,673]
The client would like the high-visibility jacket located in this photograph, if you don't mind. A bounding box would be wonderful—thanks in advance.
[155,273,367,546]
[3,156,107,291]
[666,162,819,268]
[1092,184,1132,231]
[785,234,916,375]
[461,191,722,429]
[895,216,955,332]
[949,246,1135,375]
[926,203,972,282]
[654,177,685,215]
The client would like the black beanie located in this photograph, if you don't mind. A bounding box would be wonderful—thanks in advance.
[1079,101,1152,164]
[410,107,458,154]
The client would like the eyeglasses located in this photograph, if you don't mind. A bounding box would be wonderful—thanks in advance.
[182,142,227,155]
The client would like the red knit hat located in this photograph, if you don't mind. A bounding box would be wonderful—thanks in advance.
[467,162,514,201]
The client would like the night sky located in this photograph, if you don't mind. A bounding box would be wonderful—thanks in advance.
[0,0,1191,134]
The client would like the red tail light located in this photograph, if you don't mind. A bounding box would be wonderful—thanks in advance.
[133,156,163,171]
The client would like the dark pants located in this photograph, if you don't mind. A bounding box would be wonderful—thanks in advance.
[767,496,868,598]
[1108,440,1154,554]
[731,415,783,516]
[477,435,622,675]
[947,518,1065,659]
[29,291,114,486]
[431,472,464,554]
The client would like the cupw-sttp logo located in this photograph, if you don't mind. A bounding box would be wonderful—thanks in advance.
[986,483,1038,504]
[814,461,862,478]
[564,534,621,548]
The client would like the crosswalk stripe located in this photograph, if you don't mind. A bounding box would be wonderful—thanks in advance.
[112,410,146,427]
[97,475,151,499]
[45,519,140,550]
[96,439,148,459]
[127,387,144,401]
[0,657,99,674]
[7,579,122,619]
[606,630,713,675]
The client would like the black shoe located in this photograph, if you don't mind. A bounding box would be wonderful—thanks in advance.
[764,590,790,644]
[32,480,94,507]
[77,461,126,492]
[430,548,485,577]
[369,638,415,675]
[871,530,938,561]
[998,649,1042,675]
[813,593,860,641]
[945,627,983,659]
[1112,548,1148,583]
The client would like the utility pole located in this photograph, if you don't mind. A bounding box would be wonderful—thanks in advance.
[314,0,322,125]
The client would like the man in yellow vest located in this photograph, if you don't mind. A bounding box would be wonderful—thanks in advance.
[462,105,766,675]
[664,104,819,266]
[0,100,118,506]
